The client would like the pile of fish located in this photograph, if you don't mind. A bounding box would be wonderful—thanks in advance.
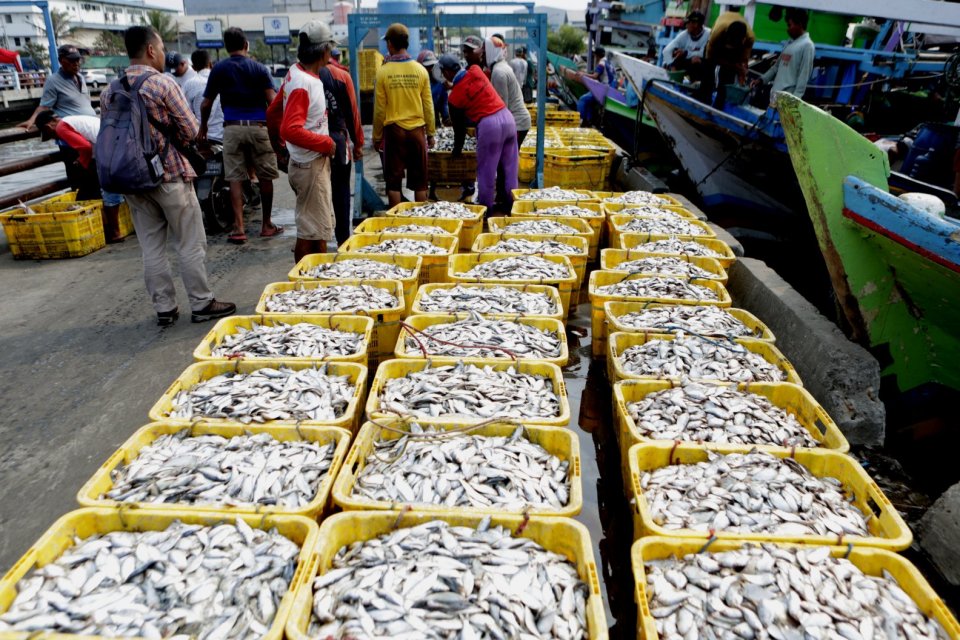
[167,366,356,423]
[309,519,589,639]
[617,205,687,218]
[628,238,723,259]
[104,431,338,508]
[404,311,562,359]
[380,224,455,235]
[645,544,948,640]
[611,257,716,279]
[516,187,586,201]
[530,205,601,218]
[265,284,400,313]
[479,238,577,255]
[640,450,869,536]
[356,238,447,255]
[462,256,570,280]
[352,424,570,509]
[626,383,819,447]
[417,285,559,316]
[210,321,365,359]
[521,136,563,149]
[501,219,582,235]
[619,217,707,236]
[404,202,477,219]
[378,362,561,420]
[595,276,719,301]
[300,258,414,281]
[0,519,300,638]
[604,190,671,205]
[613,305,754,338]
[433,127,478,152]
[617,334,785,382]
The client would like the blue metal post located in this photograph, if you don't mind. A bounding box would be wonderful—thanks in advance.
[0,0,59,71]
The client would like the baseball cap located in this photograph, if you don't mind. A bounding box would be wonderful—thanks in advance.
[57,45,82,61]
[165,51,185,70]
[462,35,483,51]
[417,49,438,67]
[383,23,409,41]
[685,11,705,24]
[438,53,461,72]
[300,19,339,45]
[331,48,341,57]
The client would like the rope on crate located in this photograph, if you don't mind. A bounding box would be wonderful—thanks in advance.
[399,321,520,361]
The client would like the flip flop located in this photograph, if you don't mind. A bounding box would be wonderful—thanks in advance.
[260,224,284,238]
[227,233,248,244]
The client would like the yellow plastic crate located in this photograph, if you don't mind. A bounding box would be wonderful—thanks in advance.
[43,191,135,238]
[357,49,383,91]
[542,149,610,190]
[472,232,589,304]
[288,252,421,314]
[511,199,605,256]
[366,358,571,427]
[396,313,569,366]
[0,202,104,259]
[602,200,697,219]
[331,421,582,516]
[256,280,404,359]
[605,301,773,341]
[588,270,732,358]
[76,422,351,518]
[487,215,595,259]
[448,253,578,317]
[595,191,685,207]
[618,233,737,268]
[353,215,462,237]
[607,331,802,385]
[627,442,913,550]
[633,537,960,640]
[612,380,848,477]
[599,248,728,283]
[338,232,458,286]
[427,149,478,184]
[193,314,374,368]
[148,360,368,433]
[0,508,319,640]
[286,511,607,639]
[409,282,565,320]
[385,201,486,253]
[607,212,715,248]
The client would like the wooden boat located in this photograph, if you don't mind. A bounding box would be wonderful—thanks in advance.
[778,93,960,393]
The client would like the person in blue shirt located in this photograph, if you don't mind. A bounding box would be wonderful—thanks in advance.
[577,46,615,127]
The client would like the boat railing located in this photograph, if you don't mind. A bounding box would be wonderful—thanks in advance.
[0,127,70,210]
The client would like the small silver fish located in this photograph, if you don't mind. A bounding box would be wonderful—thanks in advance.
[462,256,571,280]
[417,285,559,316]
[501,219,581,235]
[618,217,707,236]
[616,333,785,383]
[265,285,400,313]
[480,238,580,256]
[516,187,586,201]
[432,126,478,151]
[595,276,718,301]
[604,190,672,205]
[356,238,448,255]
[626,238,722,259]
[613,305,755,338]
[401,201,477,219]
[299,258,414,281]
[404,310,562,359]
[211,321,364,359]
[611,257,716,278]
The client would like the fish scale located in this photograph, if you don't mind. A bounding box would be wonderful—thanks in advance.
[356,239,447,255]
[641,450,869,536]
[605,190,672,205]
[309,519,589,639]
[479,238,578,255]
[629,238,723,259]
[265,285,399,313]
[104,431,337,508]
[501,220,581,235]
[211,321,364,359]
[352,424,570,510]
[300,259,414,280]
[619,217,707,236]
[615,305,752,338]
[645,544,948,640]
[617,334,785,383]
[402,202,476,219]
[463,256,570,280]
[405,311,562,359]
[516,187,586,201]
[613,257,715,278]
[417,285,559,315]
[0,520,300,638]
[596,277,719,300]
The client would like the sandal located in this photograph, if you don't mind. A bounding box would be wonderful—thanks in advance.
[227,232,248,244]
[260,224,284,238]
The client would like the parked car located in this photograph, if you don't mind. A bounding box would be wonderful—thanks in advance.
[0,63,17,89]
[81,68,112,87]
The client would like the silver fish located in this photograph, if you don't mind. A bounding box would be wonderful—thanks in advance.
[417,285,559,316]
[480,238,580,256]
[614,205,687,218]
[625,238,722,259]
[401,201,477,219]
[611,257,716,278]
[432,126,478,151]
[404,310,562,359]
[595,276,719,301]
[265,285,400,313]
[462,256,571,280]
[645,543,948,640]
[378,362,561,420]
[521,134,563,149]
[626,382,819,447]
[613,305,754,338]
[642,449,870,536]
[501,219,582,235]
[618,217,707,236]
[300,258,414,280]
[352,424,570,510]
[526,204,601,218]
[617,333,785,383]
[516,187,587,201]
[0,519,300,638]
[379,224,456,235]
[211,321,364,359]
[309,519,588,639]
[167,366,355,423]
[604,190,672,205]
[355,238,447,255]
[104,431,336,508]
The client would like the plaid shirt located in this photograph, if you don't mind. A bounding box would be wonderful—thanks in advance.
[100,65,199,182]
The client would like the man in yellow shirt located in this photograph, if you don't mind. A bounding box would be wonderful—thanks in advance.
[373,23,436,206]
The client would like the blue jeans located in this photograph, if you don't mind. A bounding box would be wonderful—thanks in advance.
[102,190,123,207]
[577,93,598,125]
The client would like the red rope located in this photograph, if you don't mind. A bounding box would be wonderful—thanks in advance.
[399,321,520,361]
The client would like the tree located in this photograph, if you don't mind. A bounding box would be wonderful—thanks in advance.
[142,9,178,44]
[248,38,272,64]
[547,24,586,58]
[49,8,75,43]
[20,41,49,70]
[92,30,125,55]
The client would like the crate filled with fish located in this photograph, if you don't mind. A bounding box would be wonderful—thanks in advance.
[284,512,607,640]
[603,204,698,247]
[473,233,590,305]
[338,233,459,285]
[600,249,728,283]
[41,190,137,239]
[448,253,578,317]
[427,127,478,184]
[330,420,582,517]
[192,315,374,368]
[385,201,486,252]
[632,537,960,640]
[0,200,106,259]
[488,215,596,259]
[607,215,715,250]
[353,215,463,238]
[605,302,774,342]
[626,442,912,549]
[77,422,351,518]
[588,271,732,357]
[396,312,569,365]
[618,232,738,268]
[607,331,801,385]
[256,280,404,359]
[288,253,421,313]
[366,359,570,427]
[511,200,605,257]
[410,283,565,320]
[595,189,684,208]
[0,508,319,638]
[148,361,368,432]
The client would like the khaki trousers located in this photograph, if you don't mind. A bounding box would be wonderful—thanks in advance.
[289,156,335,241]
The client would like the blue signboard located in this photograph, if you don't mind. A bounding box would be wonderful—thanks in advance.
[263,16,291,45]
